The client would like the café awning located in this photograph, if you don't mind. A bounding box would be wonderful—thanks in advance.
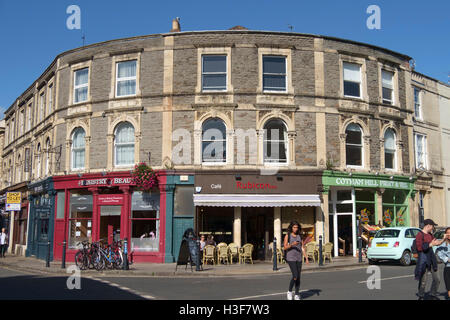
[193,194,321,207]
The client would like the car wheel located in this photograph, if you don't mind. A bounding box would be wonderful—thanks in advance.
[400,250,412,266]
[368,259,377,265]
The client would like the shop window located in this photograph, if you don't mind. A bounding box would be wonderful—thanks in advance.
[337,190,352,201]
[56,191,65,219]
[198,207,233,244]
[355,190,375,225]
[68,190,93,249]
[202,118,226,163]
[263,118,288,164]
[382,190,408,227]
[40,218,49,240]
[345,123,363,167]
[131,191,160,252]
[281,207,315,240]
[174,186,194,216]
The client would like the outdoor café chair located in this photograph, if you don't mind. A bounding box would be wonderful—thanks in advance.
[203,245,216,265]
[228,243,240,264]
[324,242,333,263]
[217,244,229,265]
[305,242,316,263]
[239,243,254,264]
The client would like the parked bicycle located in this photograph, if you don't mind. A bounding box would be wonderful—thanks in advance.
[90,239,124,271]
[74,240,93,270]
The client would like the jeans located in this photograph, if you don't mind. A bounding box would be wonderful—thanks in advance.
[418,266,440,298]
[0,244,6,257]
[287,260,302,295]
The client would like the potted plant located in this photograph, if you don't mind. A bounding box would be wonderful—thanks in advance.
[132,162,158,192]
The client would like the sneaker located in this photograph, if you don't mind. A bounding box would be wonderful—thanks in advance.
[294,294,301,300]
[287,291,293,300]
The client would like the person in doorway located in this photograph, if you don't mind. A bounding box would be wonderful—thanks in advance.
[436,228,450,300]
[199,235,206,251]
[206,235,216,246]
[284,221,307,300]
[0,228,8,258]
[415,219,445,300]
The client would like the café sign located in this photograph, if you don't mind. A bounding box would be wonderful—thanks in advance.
[78,177,133,187]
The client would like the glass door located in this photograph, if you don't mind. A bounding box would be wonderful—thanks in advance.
[99,206,122,244]
[329,188,356,257]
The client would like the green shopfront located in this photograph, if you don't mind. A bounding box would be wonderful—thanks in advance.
[322,171,415,257]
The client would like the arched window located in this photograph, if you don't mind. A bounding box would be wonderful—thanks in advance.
[263,118,288,164]
[36,143,41,178]
[71,128,86,170]
[384,129,396,170]
[114,122,135,166]
[45,138,51,175]
[202,118,226,163]
[345,123,363,167]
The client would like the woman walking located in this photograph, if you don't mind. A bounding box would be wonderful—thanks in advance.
[284,221,307,300]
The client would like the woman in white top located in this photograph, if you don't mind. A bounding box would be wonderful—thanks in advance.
[0,228,8,258]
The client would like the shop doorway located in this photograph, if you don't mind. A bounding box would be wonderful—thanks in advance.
[329,188,356,257]
[337,215,353,256]
[242,207,273,261]
[99,206,121,244]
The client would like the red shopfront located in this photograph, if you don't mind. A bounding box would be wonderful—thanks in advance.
[52,172,167,263]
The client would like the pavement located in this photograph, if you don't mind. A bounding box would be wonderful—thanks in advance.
[0,254,366,277]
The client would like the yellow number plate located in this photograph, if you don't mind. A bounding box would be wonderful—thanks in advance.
[376,243,388,247]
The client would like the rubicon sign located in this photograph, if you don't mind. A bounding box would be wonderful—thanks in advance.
[236,181,277,190]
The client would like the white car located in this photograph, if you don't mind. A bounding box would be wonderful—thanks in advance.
[367,227,422,266]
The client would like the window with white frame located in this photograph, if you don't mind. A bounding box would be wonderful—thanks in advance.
[263,118,288,164]
[74,68,89,104]
[414,87,422,119]
[415,133,427,170]
[48,84,53,114]
[202,55,227,91]
[45,138,51,175]
[71,128,86,170]
[27,103,32,131]
[345,123,363,167]
[384,128,396,170]
[114,122,135,166]
[202,118,227,163]
[116,60,137,97]
[343,62,361,98]
[39,92,45,122]
[19,109,24,136]
[382,70,394,105]
[10,119,14,144]
[263,56,287,92]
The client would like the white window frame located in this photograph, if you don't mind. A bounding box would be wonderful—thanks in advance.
[384,129,397,171]
[115,60,137,98]
[345,123,364,169]
[114,122,135,167]
[263,119,289,166]
[262,55,287,93]
[27,103,32,132]
[47,83,53,114]
[19,109,24,136]
[414,87,422,120]
[201,55,227,92]
[39,92,45,122]
[73,68,89,104]
[201,118,228,166]
[381,69,395,105]
[71,128,86,171]
[414,133,428,170]
[343,62,362,99]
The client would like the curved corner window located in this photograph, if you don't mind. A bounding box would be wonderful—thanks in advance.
[384,129,396,170]
[114,122,135,166]
[263,118,287,164]
[72,128,86,170]
[202,118,226,163]
[345,123,363,167]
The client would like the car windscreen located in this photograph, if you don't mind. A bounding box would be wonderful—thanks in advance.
[375,229,400,238]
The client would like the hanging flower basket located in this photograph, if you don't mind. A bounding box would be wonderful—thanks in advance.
[132,162,158,192]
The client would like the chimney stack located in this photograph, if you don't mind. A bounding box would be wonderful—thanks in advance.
[170,17,181,32]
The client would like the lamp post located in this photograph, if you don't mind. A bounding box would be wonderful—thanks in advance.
[319,235,323,266]
[61,240,67,269]
[357,215,362,263]
[46,240,51,268]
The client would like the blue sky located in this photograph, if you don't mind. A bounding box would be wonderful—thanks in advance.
[0,0,449,116]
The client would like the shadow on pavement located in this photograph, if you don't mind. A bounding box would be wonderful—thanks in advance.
[301,289,322,299]
[0,275,146,300]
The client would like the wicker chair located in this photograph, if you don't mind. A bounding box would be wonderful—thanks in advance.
[305,242,316,263]
[239,243,254,264]
[228,243,240,264]
[323,242,333,263]
[203,245,216,265]
[217,243,229,264]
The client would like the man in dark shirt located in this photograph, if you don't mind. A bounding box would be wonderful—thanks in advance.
[415,219,445,300]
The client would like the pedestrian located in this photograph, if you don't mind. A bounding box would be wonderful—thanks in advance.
[414,219,446,300]
[436,227,450,300]
[199,235,206,251]
[0,228,8,258]
[284,221,307,300]
[206,235,216,247]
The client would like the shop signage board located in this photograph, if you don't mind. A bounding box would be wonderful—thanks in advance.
[98,195,124,205]
[323,171,413,191]
[78,177,133,187]
[6,192,21,211]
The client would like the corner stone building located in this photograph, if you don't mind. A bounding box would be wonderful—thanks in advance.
[1,26,448,262]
